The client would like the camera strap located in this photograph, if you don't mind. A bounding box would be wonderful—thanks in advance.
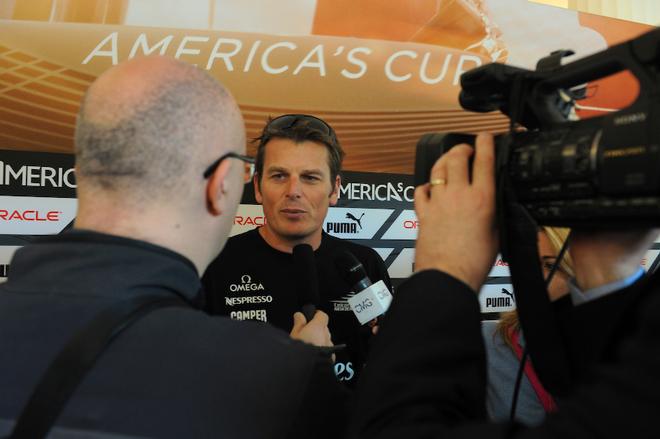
[8,294,189,439]
[494,70,573,396]
[499,185,573,396]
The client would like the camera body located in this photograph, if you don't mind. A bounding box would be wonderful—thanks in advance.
[416,28,660,227]
[497,110,660,226]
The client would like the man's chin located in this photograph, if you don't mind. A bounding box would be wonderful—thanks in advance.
[276,226,319,242]
[263,221,323,243]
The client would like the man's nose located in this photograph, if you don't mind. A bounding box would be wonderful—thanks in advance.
[285,176,302,198]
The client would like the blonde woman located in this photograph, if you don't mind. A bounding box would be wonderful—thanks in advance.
[482,227,573,426]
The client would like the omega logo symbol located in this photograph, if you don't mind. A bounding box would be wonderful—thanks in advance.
[230,274,265,293]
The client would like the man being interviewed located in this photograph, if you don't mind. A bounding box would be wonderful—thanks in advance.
[203,114,392,386]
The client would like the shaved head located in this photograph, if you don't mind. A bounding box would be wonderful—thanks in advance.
[75,56,244,202]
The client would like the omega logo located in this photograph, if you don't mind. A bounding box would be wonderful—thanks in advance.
[229,274,265,293]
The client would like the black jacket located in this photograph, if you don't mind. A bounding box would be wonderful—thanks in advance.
[350,269,660,438]
[0,230,347,439]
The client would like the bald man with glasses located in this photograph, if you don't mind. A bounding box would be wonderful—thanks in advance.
[0,58,346,439]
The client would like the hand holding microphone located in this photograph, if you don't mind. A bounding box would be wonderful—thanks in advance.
[289,310,333,349]
[290,244,344,356]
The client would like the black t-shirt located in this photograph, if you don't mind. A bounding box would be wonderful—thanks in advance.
[202,228,392,386]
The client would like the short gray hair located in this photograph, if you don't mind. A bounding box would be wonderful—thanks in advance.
[75,71,228,199]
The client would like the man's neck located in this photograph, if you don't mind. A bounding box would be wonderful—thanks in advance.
[75,206,210,275]
[258,226,323,253]
[571,244,643,292]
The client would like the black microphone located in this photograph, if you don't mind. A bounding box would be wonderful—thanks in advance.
[292,244,320,322]
[335,250,372,292]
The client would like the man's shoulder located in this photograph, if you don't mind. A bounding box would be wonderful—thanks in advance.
[224,228,262,248]
[100,307,343,434]
[153,307,316,359]
[206,229,262,268]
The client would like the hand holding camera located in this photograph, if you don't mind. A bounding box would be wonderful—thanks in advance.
[414,134,499,292]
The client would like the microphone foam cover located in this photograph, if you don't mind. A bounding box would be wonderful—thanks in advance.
[334,250,368,287]
[292,244,320,306]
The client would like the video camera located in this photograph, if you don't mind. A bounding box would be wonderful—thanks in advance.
[415,28,660,227]
[415,28,660,396]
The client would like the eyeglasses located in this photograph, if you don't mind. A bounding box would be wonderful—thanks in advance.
[264,114,336,140]
[203,152,255,184]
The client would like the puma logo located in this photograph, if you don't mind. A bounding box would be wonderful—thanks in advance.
[501,288,515,303]
[346,212,365,230]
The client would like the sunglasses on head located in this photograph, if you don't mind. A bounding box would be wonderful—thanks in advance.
[264,114,336,139]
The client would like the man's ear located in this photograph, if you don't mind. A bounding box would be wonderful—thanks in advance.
[253,173,263,204]
[206,159,232,216]
[329,175,341,206]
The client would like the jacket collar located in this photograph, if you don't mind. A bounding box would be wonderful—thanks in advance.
[7,229,202,306]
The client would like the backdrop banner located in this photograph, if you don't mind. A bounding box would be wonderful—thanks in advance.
[3,149,659,317]
[1,0,656,315]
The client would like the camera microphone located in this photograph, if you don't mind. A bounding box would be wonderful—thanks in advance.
[335,250,372,292]
[335,251,392,325]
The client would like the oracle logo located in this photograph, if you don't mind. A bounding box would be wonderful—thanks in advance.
[234,215,266,226]
[403,220,419,229]
[0,209,61,222]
